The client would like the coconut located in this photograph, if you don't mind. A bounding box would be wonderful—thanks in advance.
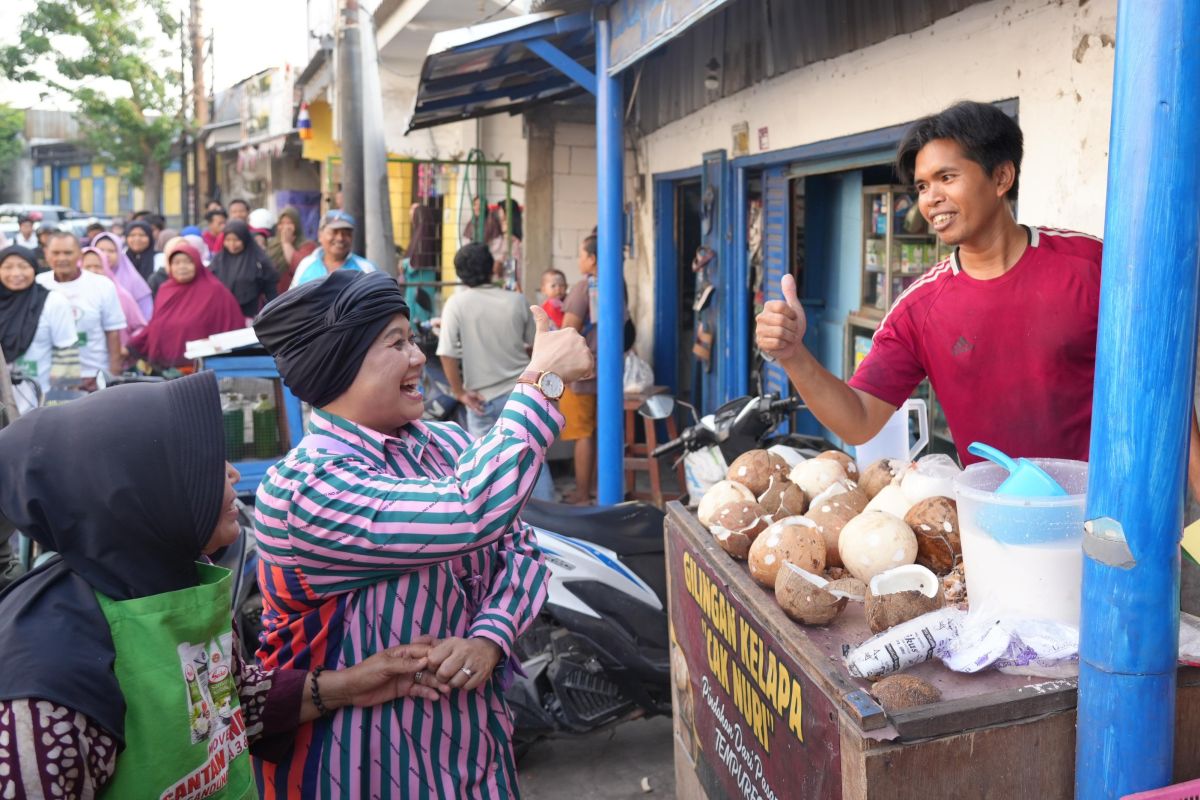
[767,444,806,468]
[837,510,919,584]
[826,577,867,602]
[697,480,756,528]
[788,458,848,498]
[903,496,962,574]
[747,515,825,589]
[870,674,942,712]
[726,450,789,497]
[864,484,916,520]
[774,563,847,625]
[804,497,858,569]
[899,454,962,504]
[757,476,809,519]
[858,458,906,499]
[942,564,968,605]
[710,501,769,560]
[816,449,860,481]
[864,564,944,633]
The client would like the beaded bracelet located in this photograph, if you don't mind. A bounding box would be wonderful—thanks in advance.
[311,665,331,717]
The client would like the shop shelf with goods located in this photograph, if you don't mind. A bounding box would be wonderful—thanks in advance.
[848,186,955,457]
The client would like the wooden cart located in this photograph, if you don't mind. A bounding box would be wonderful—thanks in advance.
[664,503,1200,799]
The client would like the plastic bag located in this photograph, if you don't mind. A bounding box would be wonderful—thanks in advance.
[684,446,727,503]
[845,608,967,679]
[623,351,654,394]
[939,614,1079,678]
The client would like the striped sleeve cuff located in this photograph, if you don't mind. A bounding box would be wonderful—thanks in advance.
[495,383,565,455]
[468,617,518,659]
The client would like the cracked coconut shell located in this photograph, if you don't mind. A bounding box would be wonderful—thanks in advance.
[726,450,790,497]
[710,501,770,560]
[747,516,826,589]
[858,458,906,499]
[870,674,942,712]
[864,564,944,633]
[903,496,962,575]
[757,475,809,519]
[804,498,858,569]
[816,449,860,481]
[775,563,847,625]
[697,480,756,528]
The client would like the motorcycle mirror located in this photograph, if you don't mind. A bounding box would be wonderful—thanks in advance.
[638,394,675,420]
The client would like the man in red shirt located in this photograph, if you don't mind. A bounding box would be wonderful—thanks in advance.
[756,101,1103,465]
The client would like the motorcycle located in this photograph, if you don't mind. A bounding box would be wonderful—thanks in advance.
[503,391,831,754]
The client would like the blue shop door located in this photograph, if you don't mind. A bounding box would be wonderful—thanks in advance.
[761,166,823,436]
[694,150,727,414]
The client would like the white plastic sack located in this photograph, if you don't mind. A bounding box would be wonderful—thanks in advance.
[845,608,967,679]
[939,615,1079,678]
[684,446,727,503]
[623,352,654,394]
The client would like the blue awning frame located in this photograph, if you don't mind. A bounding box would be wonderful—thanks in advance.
[408,8,630,506]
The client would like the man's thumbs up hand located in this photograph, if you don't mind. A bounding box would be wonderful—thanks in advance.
[755,274,808,365]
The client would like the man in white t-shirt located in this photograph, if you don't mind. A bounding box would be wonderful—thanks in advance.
[36,232,126,386]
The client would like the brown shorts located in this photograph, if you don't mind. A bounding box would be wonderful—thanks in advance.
[558,387,597,441]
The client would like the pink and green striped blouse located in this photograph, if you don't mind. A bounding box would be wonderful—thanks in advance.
[252,385,560,798]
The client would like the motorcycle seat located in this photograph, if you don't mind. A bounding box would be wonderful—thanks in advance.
[521,500,665,556]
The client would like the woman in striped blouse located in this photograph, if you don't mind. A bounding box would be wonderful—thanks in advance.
[250,270,593,798]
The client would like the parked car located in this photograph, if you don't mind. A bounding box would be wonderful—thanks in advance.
[0,204,113,240]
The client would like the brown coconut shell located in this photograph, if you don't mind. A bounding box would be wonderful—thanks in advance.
[711,501,769,560]
[858,458,905,499]
[775,564,847,625]
[697,480,756,528]
[757,476,809,518]
[903,496,962,575]
[864,585,944,633]
[747,518,826,589]
[816,449,860,481]
[726,450,789,497]
[829,486,869,514]
[826,577,867,601]
[804,501,858,569]
[870,675,942,712]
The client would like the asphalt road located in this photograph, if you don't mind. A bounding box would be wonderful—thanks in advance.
[518,716,677,799]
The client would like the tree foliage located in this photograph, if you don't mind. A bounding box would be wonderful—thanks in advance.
[0,105,26,175]
[1,0,182,192]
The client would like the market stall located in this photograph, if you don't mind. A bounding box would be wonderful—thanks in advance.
[666,496,1200,800]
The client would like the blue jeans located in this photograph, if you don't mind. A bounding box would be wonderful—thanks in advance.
[466,390,555,502]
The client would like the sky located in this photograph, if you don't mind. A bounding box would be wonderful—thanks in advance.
[0,0,316,110]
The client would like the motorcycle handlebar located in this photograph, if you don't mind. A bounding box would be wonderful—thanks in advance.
[652,438,687,459]
[768,396,803,413]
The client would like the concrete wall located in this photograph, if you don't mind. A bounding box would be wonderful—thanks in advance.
[551,121,600,284]
[629,0,1117,356]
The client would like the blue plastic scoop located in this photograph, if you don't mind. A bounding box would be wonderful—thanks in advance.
[967,442,1067,498]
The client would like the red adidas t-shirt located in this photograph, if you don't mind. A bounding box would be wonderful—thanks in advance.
[848,226,1102,465]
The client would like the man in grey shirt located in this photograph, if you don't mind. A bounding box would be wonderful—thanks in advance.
[438,242,554,500]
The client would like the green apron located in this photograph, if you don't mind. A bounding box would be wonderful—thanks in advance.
[95,562,255,799]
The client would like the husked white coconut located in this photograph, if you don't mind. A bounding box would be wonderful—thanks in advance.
[900,455,963,504]
[837,511,918,584]
[710,501,769,560]
[747,515,825,589]
[864,484,916,520]
[767,444,806,468]
[815,449,859,481]
[726,450,789,497]
[788,458,848,498]
[697,480,756,528]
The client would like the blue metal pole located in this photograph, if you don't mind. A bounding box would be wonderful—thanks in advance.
[594,9,625,506]
[1076,2,1200,796]
[731,165,749,398]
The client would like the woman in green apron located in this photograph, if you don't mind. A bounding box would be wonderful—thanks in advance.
[0,371,448,799]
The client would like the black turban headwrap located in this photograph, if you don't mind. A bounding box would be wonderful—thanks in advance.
[253,270,409,407]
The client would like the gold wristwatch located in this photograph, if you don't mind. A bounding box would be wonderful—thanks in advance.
[516,369,565,400]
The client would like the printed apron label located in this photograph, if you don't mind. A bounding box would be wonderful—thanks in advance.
[97,562,254,799]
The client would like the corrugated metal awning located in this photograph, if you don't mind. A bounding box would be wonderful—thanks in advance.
[407,10,594,132]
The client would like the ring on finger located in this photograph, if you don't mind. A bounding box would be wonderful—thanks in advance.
[414,670,424,683]
[460,666,474,677]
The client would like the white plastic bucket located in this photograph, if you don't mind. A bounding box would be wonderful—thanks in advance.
[854,398,929,469]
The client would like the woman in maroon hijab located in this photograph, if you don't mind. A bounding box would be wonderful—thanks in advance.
[126,239,245,369]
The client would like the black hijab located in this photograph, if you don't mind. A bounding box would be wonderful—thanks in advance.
[254,270,409,407]
[0,371,225,743]
[125,220,157,280]
[210,219,275,315]
[0,246,50,362]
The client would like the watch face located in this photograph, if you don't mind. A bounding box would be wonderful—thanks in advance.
[539,372,565,399]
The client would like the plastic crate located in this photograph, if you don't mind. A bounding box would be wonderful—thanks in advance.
[1122,778,1200,799]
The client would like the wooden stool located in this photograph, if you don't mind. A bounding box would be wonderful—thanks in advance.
[624,386,686,508]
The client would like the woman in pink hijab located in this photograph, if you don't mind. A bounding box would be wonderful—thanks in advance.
[91,231,154,320]
[79,247,148,348]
